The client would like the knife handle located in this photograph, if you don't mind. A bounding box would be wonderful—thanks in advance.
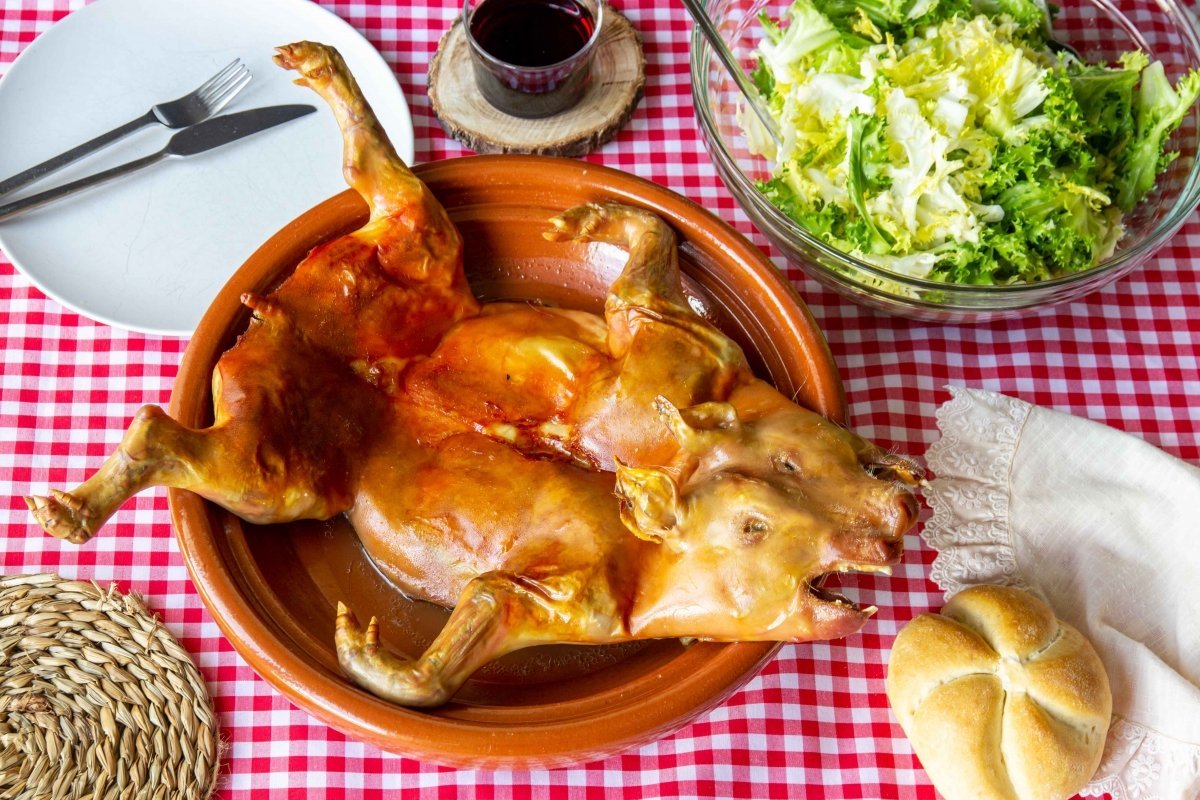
[0,110,159,197]
[0,150,165,223]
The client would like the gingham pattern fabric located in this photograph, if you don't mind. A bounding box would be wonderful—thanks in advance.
[2,2,1195,798]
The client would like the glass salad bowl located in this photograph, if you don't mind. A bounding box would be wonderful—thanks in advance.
[691,0,1200,322]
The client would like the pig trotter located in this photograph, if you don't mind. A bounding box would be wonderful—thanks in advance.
[335,603,452,707]
[336,575,529,707]
[24,490,93,545]
[24,405,199,543]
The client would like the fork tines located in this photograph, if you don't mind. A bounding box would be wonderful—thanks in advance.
[198,59,253,116]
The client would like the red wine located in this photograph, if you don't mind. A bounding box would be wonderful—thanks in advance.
[470,0,596,68]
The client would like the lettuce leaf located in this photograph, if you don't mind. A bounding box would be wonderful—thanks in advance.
[745,0,1200,284]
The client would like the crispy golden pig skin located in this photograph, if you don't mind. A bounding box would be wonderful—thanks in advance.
[25,42,922,707]
[25,43,478,544]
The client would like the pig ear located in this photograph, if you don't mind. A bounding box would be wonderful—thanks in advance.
[654,395,739,453]
[614,460,680,545]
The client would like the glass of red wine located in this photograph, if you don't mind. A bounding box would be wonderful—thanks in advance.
[463,0,604,118]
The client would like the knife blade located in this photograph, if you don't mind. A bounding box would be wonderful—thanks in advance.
[164,104,316,157]
[0,104,318,223]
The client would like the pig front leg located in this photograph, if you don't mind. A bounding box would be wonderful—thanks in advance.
[542,203,751,469]
[545,202,686,321]
[543,202,744,366]
[335,572,568,707]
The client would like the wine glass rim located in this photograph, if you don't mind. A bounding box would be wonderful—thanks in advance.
[463,0,606,74]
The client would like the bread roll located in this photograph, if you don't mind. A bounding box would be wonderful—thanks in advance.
[886,584,1111,800]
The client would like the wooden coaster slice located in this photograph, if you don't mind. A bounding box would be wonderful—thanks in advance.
[428,3,645,156]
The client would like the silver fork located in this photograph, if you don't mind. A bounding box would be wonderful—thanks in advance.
[0,59,252,197]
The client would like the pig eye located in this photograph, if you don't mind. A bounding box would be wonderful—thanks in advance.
[739,517,771,545]
[772,453,799,474]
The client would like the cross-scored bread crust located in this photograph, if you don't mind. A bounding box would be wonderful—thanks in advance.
[886,585,1112,800]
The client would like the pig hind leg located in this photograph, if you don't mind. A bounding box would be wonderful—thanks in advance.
[26,300,372,543]
[25,404,352,545]
[27,405,226,544]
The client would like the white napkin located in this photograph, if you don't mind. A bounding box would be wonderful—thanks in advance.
[923,386,1200,800]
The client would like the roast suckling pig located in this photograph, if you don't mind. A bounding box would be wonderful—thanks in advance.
[26,42,922,706]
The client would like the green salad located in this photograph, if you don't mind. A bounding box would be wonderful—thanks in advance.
[743,0,1200,284]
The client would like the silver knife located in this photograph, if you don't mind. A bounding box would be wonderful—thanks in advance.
[0,104,317,223]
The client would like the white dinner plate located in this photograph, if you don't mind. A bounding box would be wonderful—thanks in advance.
[0,0,414,336]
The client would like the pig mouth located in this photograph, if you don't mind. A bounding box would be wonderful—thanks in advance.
[807,579,855,607]
[807,562,894,611]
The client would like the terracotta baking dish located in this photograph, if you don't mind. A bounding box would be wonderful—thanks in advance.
[168,155,844,769]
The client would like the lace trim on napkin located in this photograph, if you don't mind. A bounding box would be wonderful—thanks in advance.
[922,385,1200,800]
[1080,717,1200,800]
[922,385,1031,597]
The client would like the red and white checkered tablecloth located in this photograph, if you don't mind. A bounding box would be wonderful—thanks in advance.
[2,1,1197,797]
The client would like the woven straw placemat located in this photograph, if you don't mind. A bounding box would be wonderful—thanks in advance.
[0,573,221,799]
